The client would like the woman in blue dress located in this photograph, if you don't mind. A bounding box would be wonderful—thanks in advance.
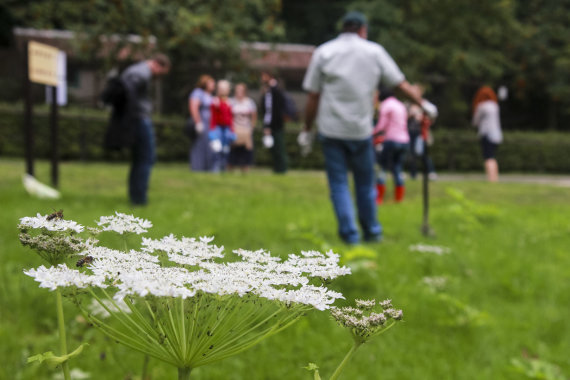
[189,75,216,171]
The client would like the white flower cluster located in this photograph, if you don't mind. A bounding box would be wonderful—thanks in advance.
[355,299,376,310]
[96,212,152,234]
[25,229,351,311]
[331,298,403,340]
[409,243,451,255]
[19,214,84,233]
[280,250,352,279]
[24,264,107,291]
[141,234,224,265]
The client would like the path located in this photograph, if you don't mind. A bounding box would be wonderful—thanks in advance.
[434,173,570,187]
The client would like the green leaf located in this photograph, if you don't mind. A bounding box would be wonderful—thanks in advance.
[27,343,89,369]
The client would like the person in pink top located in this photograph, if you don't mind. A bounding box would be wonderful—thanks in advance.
[373,88,409,203]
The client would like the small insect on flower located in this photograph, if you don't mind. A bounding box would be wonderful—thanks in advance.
[76,255,94,267]
[46,209,64,221]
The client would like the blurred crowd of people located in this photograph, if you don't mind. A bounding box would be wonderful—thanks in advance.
[187,70,294,175]
[107,10,502,245]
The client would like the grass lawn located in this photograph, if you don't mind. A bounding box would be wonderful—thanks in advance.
[0,158,569,380]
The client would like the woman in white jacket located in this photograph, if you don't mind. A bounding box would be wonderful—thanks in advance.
[472,86,503,182]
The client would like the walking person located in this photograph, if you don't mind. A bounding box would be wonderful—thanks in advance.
[260,70,288,174]
[229,83,257,173]
[120,53,170,205]
[301,11,437,244]
[189,75,216,172]
[373,88,409,204]
[472,86,503,182]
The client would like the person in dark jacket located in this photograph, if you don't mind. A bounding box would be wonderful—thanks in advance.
[260,70,288,173]
[117,53,170,205]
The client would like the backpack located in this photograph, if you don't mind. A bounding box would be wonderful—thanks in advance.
[101,76,127,108]
[102,76,134,150]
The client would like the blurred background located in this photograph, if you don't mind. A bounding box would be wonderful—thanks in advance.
[0,0,568,171]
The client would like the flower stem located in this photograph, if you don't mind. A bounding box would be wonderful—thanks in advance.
[178,367,191,380]
[56,289,71,380]
[329,341,362,380]
[141,354,149,380]
[123,236,129,252]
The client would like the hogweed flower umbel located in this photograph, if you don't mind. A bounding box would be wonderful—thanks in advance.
[96,212,152,235]
[20,213,85,233]
[22,212,351,379]
[331,299,403,343]
[19,213,91,265]
[18,211,92,380]
[325,298,403,380]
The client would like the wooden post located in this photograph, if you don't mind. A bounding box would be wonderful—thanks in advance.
[23,40,35,176]
[50,85,59,188]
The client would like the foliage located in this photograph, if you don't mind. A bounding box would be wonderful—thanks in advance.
[511,1,570,125]
[6,0,285,109]
[282,1,570,129]
[510,356,567,380]
[2,106,570,172]
[8,0,284,60]
[444,187,501,230]
[4,0,570,128]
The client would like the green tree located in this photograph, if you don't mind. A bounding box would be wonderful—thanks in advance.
[510,0,570,129]
[281,0,570,129]
[347,0,519,125]
[8,0,285,112]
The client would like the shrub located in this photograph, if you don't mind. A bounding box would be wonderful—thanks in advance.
[1,105,569,172]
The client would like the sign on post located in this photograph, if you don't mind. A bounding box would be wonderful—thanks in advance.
[46,51,68,106]
[26,41,64,188]
[28,41,59,86]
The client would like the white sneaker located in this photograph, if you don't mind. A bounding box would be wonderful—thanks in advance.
[428,172,438,181]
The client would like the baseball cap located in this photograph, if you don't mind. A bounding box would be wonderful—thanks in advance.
[342,11,367,27]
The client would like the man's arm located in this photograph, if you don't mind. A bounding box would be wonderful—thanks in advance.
[303,92,321,131]
[395,80,438,119]
[395,81,423,106]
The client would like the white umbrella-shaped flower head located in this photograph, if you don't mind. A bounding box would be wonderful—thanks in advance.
[96,212,152,235]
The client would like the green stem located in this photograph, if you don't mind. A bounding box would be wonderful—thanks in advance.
[123,235,129,252]
[56,289,71,380]
[178,367,191,380]
[141,354,149,380]
[329,341,362,380]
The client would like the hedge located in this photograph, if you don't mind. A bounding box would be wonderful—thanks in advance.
[1,105,569,173]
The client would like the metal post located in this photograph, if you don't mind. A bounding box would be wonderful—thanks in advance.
[50,85,59,188]
[23,41,34,176]
[421,117,434,237]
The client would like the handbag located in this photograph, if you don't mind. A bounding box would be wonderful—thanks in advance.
[184,118,197,141]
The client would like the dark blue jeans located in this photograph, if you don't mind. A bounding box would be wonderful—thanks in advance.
[129,118,155,205]
[377,140,409,186]
[209,126,236,172]
[320,135,382,244]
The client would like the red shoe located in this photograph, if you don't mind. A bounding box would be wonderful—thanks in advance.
[395,185,405,203]
[376,184,386,205]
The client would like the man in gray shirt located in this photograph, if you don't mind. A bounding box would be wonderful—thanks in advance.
[121,53,170,205]
[302,11,437,244]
